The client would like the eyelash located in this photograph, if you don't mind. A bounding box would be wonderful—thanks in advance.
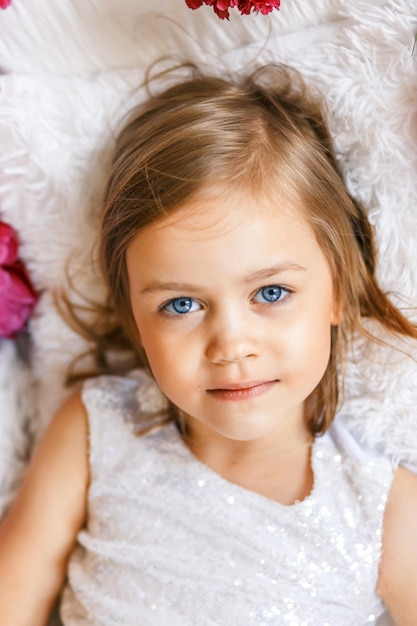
[158,284,294,316]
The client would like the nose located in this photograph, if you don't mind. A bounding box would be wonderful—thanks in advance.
[204,306,258,365]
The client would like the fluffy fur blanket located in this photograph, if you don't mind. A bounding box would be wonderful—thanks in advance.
[0,2,416,623]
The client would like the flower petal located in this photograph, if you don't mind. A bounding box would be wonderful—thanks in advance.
[0,264,38,337]
[0,222,19,265]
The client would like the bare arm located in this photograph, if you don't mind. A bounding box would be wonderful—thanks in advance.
[378,466,417,625]
[0,392,89,626]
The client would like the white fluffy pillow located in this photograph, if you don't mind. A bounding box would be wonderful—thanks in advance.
[0,0,416,510]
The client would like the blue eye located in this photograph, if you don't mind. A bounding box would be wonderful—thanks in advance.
[162,297,201,315]
[253,285,287,303]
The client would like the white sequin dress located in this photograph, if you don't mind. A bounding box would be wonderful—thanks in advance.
[60,371,394,625]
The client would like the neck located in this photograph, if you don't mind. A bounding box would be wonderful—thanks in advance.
[182,415,315,506]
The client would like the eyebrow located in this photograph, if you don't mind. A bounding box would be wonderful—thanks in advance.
[138,262,306,295]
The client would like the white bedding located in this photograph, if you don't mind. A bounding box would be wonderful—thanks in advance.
[0,2,416,623]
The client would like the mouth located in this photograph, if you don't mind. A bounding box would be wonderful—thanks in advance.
[206,380,277,401]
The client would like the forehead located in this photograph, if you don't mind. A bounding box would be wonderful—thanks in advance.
[141,188,313,242]
[126,189,328,281]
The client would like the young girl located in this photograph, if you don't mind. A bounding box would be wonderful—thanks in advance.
[0,64,416,626]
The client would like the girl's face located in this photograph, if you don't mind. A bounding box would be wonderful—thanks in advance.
[126,190,338,450]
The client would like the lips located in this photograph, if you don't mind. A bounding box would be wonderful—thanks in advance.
[206,380,276,401]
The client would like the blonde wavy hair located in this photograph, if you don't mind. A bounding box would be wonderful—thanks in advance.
[69,63,417,435]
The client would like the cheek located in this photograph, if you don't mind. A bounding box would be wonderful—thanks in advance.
[136,327,168,371]
[130,310,163,365]
[281,310,333,372]
[135,323,194,390]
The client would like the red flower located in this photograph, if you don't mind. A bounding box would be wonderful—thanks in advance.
[185,0,280,19]
[0,0,12,10]
[0,222,38,338]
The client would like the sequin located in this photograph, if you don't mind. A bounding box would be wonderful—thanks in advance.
[60,372,394,625]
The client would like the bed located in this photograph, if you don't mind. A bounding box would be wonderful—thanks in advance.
[0,1,416,624]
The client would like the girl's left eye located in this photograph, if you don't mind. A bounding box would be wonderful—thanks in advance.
[161,297,201,315]
[253,285,289,304]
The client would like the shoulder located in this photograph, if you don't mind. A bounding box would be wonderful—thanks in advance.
[318,422,394,538]
[81,369,167,416]
[81,372,139,409]
[80,370,170,475]
[325,420,393,479]
[378,466,417,624]
[47,389,88,441]
[22,390,89,489]
[24,389,89,510]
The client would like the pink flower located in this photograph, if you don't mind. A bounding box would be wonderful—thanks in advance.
[0,222,19,265]
[185,0,280,19]
[0,0,12,10]
[0,222,38,338]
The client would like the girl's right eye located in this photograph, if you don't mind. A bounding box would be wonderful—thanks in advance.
[160,297,201,315]
[252,285,290,304]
